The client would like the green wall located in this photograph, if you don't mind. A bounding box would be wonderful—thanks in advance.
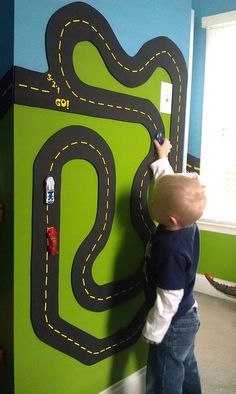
[199,231,236,282]
[0,0,194,391]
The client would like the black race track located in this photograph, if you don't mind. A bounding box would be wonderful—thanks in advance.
[3,2,189,364]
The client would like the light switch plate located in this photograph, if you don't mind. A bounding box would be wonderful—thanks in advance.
[160,81,173,114]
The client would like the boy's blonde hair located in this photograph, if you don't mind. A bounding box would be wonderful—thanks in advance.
[151,173,207,227]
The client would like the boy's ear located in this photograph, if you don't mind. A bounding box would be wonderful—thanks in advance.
[169,215,179,226]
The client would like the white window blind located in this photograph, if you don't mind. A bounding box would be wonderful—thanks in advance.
[200,14,236,227]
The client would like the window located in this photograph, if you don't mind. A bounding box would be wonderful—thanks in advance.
[200,11,236,232]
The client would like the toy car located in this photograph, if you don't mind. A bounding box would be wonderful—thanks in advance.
[47,226,59,255]
[155,132,164,145]
[45,176,55,204]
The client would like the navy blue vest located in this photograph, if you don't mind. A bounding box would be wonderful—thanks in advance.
[144,223,200,323]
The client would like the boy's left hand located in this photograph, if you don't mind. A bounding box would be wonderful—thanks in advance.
[142,335,158,345]
[153,138,172,159]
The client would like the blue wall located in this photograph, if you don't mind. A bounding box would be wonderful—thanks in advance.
[6,0,236,159]
[0,0,14,78]
[14,0,192,72]
[188,0,236,157]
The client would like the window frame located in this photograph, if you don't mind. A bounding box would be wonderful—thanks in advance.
[199,11,236,235]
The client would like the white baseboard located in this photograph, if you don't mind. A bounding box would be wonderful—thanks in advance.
[99,367,146,394]
[195,273,236,302]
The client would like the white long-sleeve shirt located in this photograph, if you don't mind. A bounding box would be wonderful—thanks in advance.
[142,157,185,344]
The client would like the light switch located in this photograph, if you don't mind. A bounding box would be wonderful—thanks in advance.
[160,81,173,114]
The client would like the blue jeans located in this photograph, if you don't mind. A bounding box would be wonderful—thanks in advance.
[146,308,201,394]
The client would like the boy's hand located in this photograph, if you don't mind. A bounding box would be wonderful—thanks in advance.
[153,138,172,159]
[142,335,158,345]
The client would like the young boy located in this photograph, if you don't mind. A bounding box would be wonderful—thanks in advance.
[143,138,207,394]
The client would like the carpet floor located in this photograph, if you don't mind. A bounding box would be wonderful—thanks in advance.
[195,292,236,394]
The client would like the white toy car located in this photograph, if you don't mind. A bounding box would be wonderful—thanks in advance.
[45,176,55,204]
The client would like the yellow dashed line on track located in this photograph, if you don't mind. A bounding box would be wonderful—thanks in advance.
[57,18,183,170]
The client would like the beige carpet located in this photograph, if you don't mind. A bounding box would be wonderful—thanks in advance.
[195,292,236,394]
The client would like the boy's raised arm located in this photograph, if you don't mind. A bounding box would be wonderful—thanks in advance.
[151,138,174,179]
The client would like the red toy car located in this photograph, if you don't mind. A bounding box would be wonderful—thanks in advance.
[47,226,59,255]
